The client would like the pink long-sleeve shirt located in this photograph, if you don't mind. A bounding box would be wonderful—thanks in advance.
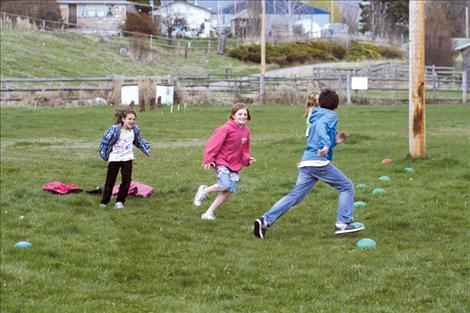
[203,119,251,172]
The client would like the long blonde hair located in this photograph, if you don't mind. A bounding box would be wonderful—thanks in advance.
[304,91,319,117]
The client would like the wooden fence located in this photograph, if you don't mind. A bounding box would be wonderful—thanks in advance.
[1,63,468,106]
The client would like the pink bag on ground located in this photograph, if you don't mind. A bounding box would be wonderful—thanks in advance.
[112,181,154,198]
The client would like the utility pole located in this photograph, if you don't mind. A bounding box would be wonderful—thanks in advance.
[408,0,426,158]
[260,0,266,104]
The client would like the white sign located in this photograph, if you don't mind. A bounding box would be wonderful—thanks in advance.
[121,85,139,105]
[156,85,174,105]
[351,77,368,90]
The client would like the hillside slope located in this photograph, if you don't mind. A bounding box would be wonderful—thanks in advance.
[0,28,272,78]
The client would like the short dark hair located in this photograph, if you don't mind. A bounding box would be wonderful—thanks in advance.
[318,89,339,110]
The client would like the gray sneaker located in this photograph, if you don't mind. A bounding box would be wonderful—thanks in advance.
[335,222,364,235]
[194,185,208,206]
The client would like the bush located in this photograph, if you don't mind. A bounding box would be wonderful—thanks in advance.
[344,41,383,61]
[227,40,403,66]
[122,13,158,36]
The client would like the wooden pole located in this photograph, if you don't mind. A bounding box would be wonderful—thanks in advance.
[408,0,426,158]
[260,0,266,104]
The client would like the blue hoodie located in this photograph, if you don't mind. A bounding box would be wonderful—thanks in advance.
[301,107,338,162]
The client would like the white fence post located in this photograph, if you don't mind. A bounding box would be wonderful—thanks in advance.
[463,71,468,104]
[346,73,352,104]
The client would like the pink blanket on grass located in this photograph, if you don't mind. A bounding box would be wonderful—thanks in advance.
[112,181,154,198]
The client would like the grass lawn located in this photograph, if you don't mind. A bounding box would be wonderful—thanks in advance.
[1,104,469,313]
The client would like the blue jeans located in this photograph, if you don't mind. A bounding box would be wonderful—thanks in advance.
[263,163,354,226]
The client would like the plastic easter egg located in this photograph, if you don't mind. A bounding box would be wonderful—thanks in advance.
[351,222,365,229]
[356,183,367,189]
[353,201,367,207]
[381,159,393,164]
[15,241,32,248]
[356,238,376,249]
[379,176,391,182]
[404,167,415,173]
[372,188,385,194]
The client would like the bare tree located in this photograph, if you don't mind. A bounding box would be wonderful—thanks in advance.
[439,0,468,37]
[425,1,453,67]
[0,0,61,23]
[341,1,360,34]
[156,6,185,38]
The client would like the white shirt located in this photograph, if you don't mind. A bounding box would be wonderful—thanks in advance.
[297,160,330,168]
[109,128,135,162]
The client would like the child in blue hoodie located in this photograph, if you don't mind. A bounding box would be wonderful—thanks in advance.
[253,89,363,239]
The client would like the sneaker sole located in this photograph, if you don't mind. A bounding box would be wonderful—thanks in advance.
[253,219,264,239]
[193,186,206,206]
[335,226,364,235]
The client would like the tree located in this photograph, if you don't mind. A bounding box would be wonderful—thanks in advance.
[0,0,61,22]
[122,13,158,35]
[439,0,468,37]
[358,0,408,40]
[425,1,453,67]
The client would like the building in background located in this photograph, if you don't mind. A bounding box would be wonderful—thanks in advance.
[57,0,151,35]
[154,1,215,38]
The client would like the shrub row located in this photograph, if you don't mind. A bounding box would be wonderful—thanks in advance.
[227,40,403,65]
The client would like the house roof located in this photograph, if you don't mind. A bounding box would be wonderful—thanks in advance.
[158,1,213,13]
[57,0,151,7]
[453,38,470,51]
[222,0,329,15]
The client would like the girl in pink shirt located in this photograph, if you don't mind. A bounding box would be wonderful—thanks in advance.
[194,104,256,220]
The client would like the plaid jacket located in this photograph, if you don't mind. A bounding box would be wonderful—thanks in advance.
[99,124,151,161]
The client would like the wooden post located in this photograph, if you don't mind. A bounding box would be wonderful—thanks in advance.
[260,0,266,104]
[432,64,437,101]
[346,73,352,104]
[463,70,467,104]
[409,0,426,158]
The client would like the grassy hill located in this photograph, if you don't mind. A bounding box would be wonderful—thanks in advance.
[0,28,276,78]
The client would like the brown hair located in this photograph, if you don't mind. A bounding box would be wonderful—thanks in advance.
[318,89,339,110]
[114,107,137,125]
[304,91,320,117]
[229,103,251,121]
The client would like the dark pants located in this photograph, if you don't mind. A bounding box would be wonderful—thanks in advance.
[101,160,133,205]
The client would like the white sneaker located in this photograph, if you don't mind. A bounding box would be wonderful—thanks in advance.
[99,203,107,208]
[193,185,208,206]
[115,202,124,209]
[201,212,216,220]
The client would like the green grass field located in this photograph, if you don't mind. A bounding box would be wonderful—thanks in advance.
[1,104,469,313]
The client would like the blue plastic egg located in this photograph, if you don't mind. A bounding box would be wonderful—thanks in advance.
[353,201,367,207]
[15,241,32,248]
[379,176,391,182]
[372,188,385,194]
[356,238,376,249]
